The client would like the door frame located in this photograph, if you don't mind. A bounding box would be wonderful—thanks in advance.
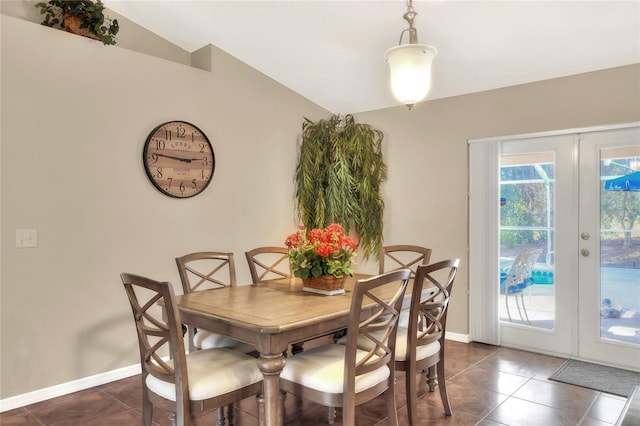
[469,122,639,359]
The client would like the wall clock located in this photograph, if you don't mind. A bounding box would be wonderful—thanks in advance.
[143,121,215,198]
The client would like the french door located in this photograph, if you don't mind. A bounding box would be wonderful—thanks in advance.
[578,129,640,369]
[470,126,640,370]
[498,134,577,357]
[480,125,640,371]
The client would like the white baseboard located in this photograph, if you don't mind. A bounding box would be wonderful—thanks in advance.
[0,363,141,413]
[1,334,471,413]
[446,331,471,343]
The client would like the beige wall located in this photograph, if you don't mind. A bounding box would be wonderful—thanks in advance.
[0,14,328,399]
[355,64,640,336]
[2,9,639,402]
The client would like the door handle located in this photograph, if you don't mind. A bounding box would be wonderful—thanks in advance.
[581,248,590,257]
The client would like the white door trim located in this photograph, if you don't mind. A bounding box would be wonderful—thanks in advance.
[468,121,639,348]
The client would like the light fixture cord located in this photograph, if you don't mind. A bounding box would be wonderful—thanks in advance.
[398,0,419,45]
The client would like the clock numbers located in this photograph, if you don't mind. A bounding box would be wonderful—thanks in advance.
[143,121,215,198]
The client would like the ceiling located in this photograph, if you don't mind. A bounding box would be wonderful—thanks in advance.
[103,1,640,114]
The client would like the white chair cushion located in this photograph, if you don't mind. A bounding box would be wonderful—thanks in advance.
[337,327,440,362]
[393,326,440,362]
[146,348,262,402]
[280,344,390,394]
[194,330,255,353]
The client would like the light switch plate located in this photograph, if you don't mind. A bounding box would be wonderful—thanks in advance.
[16,229,38,248]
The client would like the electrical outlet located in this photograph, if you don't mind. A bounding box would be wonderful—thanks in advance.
[16,229,38,248]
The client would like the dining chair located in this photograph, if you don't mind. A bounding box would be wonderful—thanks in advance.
[175,252,253,354]
[245,246,308,355]
[279,269,411,425]
[120,272,263,426]
[379,245,432,277]
[500,249,541,323]
[245,246,292,283]
[397,259,460,424]
[379,245,433,330]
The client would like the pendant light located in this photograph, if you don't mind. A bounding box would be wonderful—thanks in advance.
[384,0,437,109]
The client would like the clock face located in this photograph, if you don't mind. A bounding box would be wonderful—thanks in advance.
[143,121,215,198]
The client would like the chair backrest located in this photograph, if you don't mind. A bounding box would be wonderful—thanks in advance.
[245,246,291,283]
[175,252,237,294]
[120,273,188,398]
[175,252,237,352]
[525,249,543,278]
[342,269,411,419]
[408,259,460,352]
[379,245,432,277]
[504,249,541,289]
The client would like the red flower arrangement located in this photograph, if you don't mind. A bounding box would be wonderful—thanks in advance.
[285,223,357,279]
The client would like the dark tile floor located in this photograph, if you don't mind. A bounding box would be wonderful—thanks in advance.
[1,340,628,425]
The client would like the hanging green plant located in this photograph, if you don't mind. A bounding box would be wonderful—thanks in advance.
[294,114,388,260]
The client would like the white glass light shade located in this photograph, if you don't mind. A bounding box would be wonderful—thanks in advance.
[385,44,437,108]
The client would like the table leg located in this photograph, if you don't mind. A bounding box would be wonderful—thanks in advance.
[257,352,287,426]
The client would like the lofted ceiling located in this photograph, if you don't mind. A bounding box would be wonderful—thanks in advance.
[103,1,640,114]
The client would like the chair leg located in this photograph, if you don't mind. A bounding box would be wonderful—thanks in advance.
[505,293,513,322]
[228,403,235,425]
[436,360,452,415]
[516,293,530,324]
[386,387,399,426]
[216,406,226,426]
[256,392,265,426]
[326,406,336,425]
[514,292,525,321]
[141,386,153,426]
[427,365,437,392]
[521,293,530,323]
[176,395,189,426]
[343,403,356,426]
[405,366,418,425]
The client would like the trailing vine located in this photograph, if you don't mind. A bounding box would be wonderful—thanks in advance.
[294,114,387,260]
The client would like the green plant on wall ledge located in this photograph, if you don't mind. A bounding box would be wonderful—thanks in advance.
[35,0,119,46]
[294,114,388,261]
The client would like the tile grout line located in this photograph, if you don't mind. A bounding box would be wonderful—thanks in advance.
[19,406,46,426]
[446,347,502,381]
[95,385,138,413]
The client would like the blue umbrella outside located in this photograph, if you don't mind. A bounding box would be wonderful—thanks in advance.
[604,170,640,191]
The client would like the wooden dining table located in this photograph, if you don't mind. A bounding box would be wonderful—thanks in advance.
[175,274,384,426]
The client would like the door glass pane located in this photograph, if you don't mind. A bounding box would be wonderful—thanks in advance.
[499,152,555,329]
[599,147,640,345]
